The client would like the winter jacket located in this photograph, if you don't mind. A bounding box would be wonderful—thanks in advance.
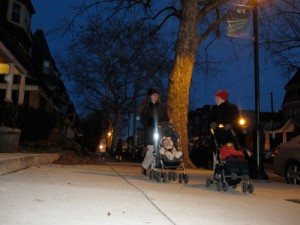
[220,144,245,160]
[209,101,239,127]
[209,101,240,147]
[140,102,169,145]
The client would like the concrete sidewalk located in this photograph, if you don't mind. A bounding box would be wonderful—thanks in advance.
[0,160,299,225]
[0,153,61,176]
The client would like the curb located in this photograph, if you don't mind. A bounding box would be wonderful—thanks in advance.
[0,153,61,176]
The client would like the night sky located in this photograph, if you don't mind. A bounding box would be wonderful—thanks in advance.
[31,0,289,113]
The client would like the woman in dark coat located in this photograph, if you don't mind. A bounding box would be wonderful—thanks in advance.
[209,89,240,146]
[139,88,169,175]
[209,90,249,180]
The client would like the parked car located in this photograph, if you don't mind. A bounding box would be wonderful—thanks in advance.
[189,136,213,169]
[273,135,300,185]
[263,148,275,162]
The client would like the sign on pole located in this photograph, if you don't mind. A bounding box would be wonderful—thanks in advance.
[227,3,253,39]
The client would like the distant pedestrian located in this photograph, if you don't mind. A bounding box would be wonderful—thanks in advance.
[97,139,107,164]
[115,138,123,162]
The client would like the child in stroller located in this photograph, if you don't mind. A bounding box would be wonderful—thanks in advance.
[148,122,189,183]
[206,123,254,193]
[159,137,183,161]
[220,142,250,181]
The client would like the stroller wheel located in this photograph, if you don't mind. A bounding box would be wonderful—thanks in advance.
[172,172,177,181]
[168,171,172,181]
[178,173,183,183]
[161,172,167,183]
[153,171,158,180]
[222,181,229,192]
[156,172,161,182]
[242,182,247,193]
[183,174,189,184]
[217,181,222,191]
[206,178,212,187]
[162,173,167,183]
[149,170,153,180]
[248,183,254,193]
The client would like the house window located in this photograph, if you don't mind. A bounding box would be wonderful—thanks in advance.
[43,60,51,74]
[7,0,32,35]
[43,60,50,68]
[24,8,31,33]
[11,2,21,23]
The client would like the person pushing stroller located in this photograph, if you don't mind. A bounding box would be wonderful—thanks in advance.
[209,90,250,181]
[139,88,169,175]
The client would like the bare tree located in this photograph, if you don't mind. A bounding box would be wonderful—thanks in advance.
[58,15,173,149]
[259,0,300,75]
[55,0,229,167]
[56,0,299,167]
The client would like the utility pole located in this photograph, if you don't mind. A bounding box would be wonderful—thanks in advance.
[270,92,274,131]
[251,0,269,180]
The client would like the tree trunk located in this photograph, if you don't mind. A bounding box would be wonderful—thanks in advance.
[167,0,199,168]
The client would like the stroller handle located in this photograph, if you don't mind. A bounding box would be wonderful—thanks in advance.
[210,122,232,131]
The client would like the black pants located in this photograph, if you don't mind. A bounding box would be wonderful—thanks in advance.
[225,156,249,176]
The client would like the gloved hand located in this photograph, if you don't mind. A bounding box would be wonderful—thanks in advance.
[224,124,232,130]
[210,122,217,129]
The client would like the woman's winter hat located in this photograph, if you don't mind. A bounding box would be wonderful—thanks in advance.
[148,88,159,96]
[214,90,229,101]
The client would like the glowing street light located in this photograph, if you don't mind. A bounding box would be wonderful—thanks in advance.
[239,118,246,126]
[106,131,113,150]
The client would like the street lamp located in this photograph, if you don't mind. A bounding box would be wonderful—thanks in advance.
[239,118,246,126]
[106,131,112,150]
[238,116,248,148]
[252,0,268,180]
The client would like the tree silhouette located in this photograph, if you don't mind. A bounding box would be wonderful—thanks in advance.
[58,15,172,150]
[55,0,299,167]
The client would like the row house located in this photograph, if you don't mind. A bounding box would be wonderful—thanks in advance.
[0,0,81,152]
[0,0,33,107]
[31,29,82,144]
[282,69,300,124]
[264,69,300,148]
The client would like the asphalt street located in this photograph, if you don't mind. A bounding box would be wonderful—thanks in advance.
[0,160,299,225]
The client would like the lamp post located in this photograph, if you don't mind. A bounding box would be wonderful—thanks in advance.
[252,0,268,180]
[106,131,112,151]
[127,111,131,157]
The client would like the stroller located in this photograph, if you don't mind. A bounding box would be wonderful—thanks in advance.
[148,122,189,183]
[206,123,254,193]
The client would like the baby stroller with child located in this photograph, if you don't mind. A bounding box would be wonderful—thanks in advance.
[206,122,254,193]
[148,122,189,183]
